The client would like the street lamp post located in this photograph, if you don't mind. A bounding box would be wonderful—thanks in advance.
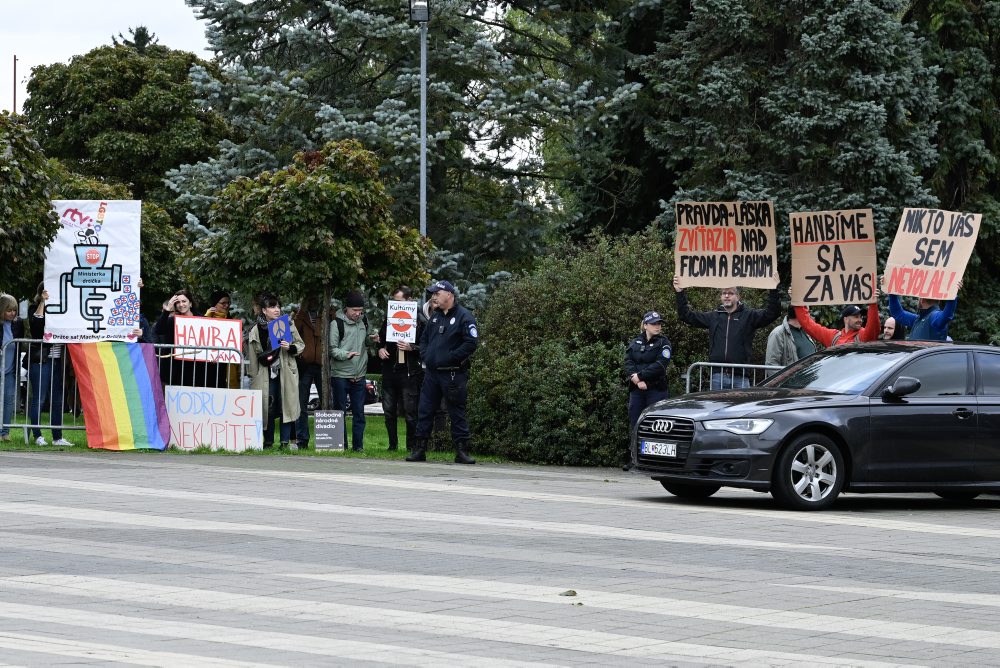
[410,0,429,237]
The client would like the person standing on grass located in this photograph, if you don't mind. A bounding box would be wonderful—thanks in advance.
[27,284,71,447]
[378,286,423,452]
[246,294,304,450]
[0,293,25,443]
[330,290,372,452]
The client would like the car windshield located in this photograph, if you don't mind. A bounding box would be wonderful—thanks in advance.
[760,348,912,394]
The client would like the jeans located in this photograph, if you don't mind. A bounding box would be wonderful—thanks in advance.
[295,362,322,446]
[381,368,421,450]
[628,388,670,430]
[29,359,64,440]
[710,370,751,391]
[1,368,15,437]
[416,370,469,445]
[263,375,292,446]
[332,376,366,450]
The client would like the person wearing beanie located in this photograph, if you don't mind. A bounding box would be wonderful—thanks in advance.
[765,305,816,367]
[330,289,372,451]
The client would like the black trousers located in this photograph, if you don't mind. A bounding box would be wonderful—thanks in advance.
[416,369,469,444]
[381,367,422,449]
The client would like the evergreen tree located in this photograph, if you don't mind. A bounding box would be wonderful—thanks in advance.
[171,0,622,276]
[643,0,939,268]
[905,1,1000,343]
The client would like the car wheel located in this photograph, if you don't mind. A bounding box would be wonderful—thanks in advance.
[660,481,721,499]
[772,433,845,511]
[934,491,980,501]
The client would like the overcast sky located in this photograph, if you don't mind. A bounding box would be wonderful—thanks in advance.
[1,0,215,114]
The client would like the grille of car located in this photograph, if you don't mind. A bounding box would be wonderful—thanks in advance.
[635,416,695,470]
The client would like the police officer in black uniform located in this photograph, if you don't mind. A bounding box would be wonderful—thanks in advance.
[406,280,479,464]
[624,311,672,469]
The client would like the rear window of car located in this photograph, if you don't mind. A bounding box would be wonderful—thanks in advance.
[761,348,911,394]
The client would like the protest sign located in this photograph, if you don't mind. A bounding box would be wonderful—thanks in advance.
[313,410,346,450]
[267,314,293,349]
[385,300,418,344]
[165,386,263,451]
[790,209,877,306]
[43,200,141,342]
[883,208,981,301]
[673,201,779,289]
[172,315,243,363]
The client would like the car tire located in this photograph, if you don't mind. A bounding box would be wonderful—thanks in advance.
[771,433,845,511]
[660,481,721,499]
[934,491,980,502]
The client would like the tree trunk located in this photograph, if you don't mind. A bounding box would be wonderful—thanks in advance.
[319,284,332,410]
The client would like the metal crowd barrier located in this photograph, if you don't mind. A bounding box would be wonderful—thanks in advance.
[0,339,242,444]
[683,361,784,394]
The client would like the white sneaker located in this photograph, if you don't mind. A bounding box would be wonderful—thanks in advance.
[34,437,48,446]
[52,438,72,447]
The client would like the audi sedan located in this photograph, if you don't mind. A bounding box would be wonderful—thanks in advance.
[631,342,1000,510]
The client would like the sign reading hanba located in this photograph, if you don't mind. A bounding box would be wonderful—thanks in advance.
[789,209,877,306]
[673,201,779,289]
[883,208,981,301]
[172,315,243,363]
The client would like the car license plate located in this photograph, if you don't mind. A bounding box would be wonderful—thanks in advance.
[641,440,677,457]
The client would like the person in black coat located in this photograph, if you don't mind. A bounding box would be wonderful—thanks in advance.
[625,311,673,429]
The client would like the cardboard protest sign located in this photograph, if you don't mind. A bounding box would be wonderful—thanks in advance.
[674,201,779,289]
[267,314,293,350]
[883,208,981,301]
[385,300,418,344]
[43,200,141,342]
[789,209,877,306]
[172,315,243,363]
[166,386,263,451]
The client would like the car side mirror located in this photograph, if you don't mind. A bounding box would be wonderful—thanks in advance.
[883,376,920,399]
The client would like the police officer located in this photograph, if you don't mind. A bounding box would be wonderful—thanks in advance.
[624,311,673,469]
[406,280,479,464]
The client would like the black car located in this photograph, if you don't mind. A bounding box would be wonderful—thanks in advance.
[632,341,1000,510]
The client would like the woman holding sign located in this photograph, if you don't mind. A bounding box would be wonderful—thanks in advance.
[246,294,304,449]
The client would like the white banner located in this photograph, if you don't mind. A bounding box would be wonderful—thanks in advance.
[172,315,244,363]
[165,386,263,451]
[43,200,141,342]
[384,300,418,343]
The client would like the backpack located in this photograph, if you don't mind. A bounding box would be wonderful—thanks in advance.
[335,314,370,343]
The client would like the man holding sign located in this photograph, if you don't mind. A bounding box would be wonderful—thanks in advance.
[887,281,961,341]
[379,287,423,452]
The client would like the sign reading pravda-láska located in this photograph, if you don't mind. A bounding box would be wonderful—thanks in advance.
[789,209,877,306]
[673,201,779,289]
[883,208,981,301]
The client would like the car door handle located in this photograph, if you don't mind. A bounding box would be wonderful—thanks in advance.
[953,408,975,420]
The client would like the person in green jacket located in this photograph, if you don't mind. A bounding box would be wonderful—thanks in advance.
[330,289,372,451]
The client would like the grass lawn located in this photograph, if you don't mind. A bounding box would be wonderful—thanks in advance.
[0,412,499,463]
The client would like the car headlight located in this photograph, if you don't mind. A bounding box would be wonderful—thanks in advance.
[702,418,773,435]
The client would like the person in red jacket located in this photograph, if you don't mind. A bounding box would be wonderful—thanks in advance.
[794,298,881,347]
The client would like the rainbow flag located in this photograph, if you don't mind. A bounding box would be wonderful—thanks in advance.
[68,342,170,450]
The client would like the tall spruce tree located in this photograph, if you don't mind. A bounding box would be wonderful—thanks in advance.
[643,0,939,268]
[171,0,630,275]
[905,1,1000,343]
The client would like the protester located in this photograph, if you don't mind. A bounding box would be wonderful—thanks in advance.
[26,285,71,447]
[887,280,961,341]
[673,276,781,389]
[292,295,332,449]
[246,294,303,449]
[765,305,816,367]
[330,289,371,452]
[623,311,672,470]
[0,293,25,442]
[153,288,200,386]
[793,292,881,347]
[406,280,478,464]
[882,316,905,341]
[378,287,423,452]
[202,289,238,388]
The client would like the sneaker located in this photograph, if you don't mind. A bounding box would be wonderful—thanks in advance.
[288,443,299,452]
[53,438,73,447]
[34,437,48,446]
[0,434,10,442]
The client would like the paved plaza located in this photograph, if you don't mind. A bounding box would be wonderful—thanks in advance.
[2,450,1000,666]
